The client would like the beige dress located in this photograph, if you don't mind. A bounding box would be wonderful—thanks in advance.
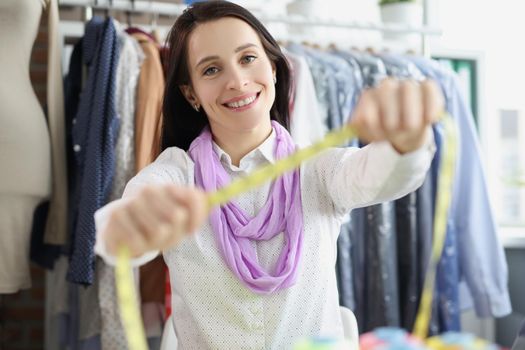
[0,0,66,293]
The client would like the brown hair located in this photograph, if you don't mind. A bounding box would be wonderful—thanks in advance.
[161,0,292,151]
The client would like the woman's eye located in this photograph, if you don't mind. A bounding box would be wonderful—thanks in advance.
[241,55,257,64]
[203,67,219,76]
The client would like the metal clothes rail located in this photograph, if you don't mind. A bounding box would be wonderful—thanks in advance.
[58,0,441,55]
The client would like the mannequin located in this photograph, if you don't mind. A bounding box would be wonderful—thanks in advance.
[0,0,66,293]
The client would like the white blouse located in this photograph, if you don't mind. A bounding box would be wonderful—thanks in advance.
[95,127,435,349]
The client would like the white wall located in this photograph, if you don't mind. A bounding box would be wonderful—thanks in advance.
[431,0,525,228]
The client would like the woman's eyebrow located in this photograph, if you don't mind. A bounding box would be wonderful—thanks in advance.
[234,43,257,53]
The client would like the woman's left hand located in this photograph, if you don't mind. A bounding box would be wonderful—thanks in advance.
[350,78,444,154]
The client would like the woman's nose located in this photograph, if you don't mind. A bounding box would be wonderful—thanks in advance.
[225,67,249,90]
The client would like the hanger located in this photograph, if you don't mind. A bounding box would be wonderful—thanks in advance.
[127,0,136,27]
[365,46,377,54]
[103,0,113,18]
[327,42,338,51]
[126,10,132,27]
[150,7,158,32]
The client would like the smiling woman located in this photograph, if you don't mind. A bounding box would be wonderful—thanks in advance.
[179,17,279,166]
[94,1,443,348]
[161,1,292,160]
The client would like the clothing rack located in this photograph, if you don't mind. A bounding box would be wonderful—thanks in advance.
[58,0,441,56]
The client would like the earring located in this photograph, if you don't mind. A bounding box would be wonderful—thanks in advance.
[193,103,200,111]
[273,76,277,84]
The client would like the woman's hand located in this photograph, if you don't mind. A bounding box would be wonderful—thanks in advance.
[350,78,444,154]
[103,184,208,257]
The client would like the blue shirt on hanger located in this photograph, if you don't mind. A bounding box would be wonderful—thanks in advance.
[407,56,511,319]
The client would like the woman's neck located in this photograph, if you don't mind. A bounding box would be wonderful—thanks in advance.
[211,121,273,167]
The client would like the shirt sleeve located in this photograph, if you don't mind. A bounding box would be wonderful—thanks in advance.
[94,147,192,267]
[312,126,436,215]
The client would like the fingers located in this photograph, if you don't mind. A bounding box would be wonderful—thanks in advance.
[422,79,444,123]
[376,78,400,134]
[399,79,423,132]
[103,184,209,257]
[350,77,444,151]
[166,186,209,234]
[352,89,383,143]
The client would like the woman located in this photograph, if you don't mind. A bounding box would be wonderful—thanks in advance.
[95,1,442,348]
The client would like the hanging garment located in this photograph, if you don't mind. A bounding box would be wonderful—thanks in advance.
[67,16,120,285]
[336,217,355,311]
[287,43,331,129]
[378,53,439,332]
[108,27,144,202]
[331,49,364,127]
[395,191,419,329]
[328,50,364,315]
[305,49,355,130]
[345,50,387,88]
[512,320,525,350]
[130,31,165,172]
[362,202,400,331]
[302,49,339,130]
[408,56,511,319]
[415,172,440,334]
[377,52,426,81]
[98,26,144,350]
[341,50,399,332]
[284,50,326,146]
[64,37,83,246]
[30,201,62,269]
[347,209,365,330]
[127,31,169,336]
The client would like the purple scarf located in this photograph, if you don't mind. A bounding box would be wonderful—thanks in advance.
[188,121,304,294]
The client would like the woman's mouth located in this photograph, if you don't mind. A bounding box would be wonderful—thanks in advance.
[223,92,260,112]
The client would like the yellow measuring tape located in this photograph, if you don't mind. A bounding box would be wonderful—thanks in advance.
[414,115,457,339]
[115,114,456,349]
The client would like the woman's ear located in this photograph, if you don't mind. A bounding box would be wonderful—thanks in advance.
[180,85,196,104]
[180,85,201,111]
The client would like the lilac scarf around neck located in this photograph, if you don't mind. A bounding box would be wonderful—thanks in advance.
[188,120,304,294]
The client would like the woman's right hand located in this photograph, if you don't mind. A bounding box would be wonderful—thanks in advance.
[103,184,209,257]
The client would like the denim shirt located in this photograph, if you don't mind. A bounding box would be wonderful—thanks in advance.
[307,49,356,130]
[377,52,426,81]
[338,50,400,331]
[407,56,511,319]
[378,53,454,331]
[345,50,388,89]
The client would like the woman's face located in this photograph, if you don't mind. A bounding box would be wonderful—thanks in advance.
[183,17,276,137]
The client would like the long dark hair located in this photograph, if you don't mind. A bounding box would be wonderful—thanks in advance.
[161,0,292,152]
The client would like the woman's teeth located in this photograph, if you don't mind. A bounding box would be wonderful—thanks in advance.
[226,95,256,108]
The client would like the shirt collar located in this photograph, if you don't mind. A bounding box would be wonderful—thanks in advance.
[212,128,276,172]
